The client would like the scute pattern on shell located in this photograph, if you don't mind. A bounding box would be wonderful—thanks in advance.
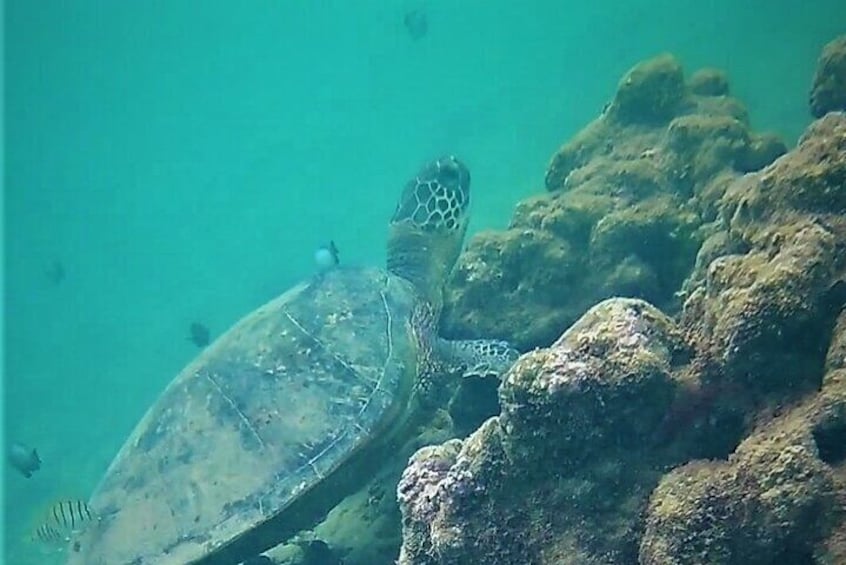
[67,267,419,565]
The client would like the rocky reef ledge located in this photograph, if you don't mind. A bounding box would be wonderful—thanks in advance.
[398,40,846,565]
[442,54,786,350]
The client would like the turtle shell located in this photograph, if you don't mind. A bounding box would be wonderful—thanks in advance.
[66,267,420,564]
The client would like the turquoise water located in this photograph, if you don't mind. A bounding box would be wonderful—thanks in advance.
[4,2,844,563]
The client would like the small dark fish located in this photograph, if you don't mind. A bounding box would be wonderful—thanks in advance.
[32,499,95,545]
[188,322,210,348]
[314,241,340,272]
[46,260,65,285]
[8,442,41,478]
[403,8,428,41]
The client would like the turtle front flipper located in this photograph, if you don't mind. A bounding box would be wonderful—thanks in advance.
[387,155,470,311]
[437,338,520,379]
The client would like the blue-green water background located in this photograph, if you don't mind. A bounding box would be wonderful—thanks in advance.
[4,2,845,562]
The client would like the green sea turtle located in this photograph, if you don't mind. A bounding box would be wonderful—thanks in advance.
[66,156,519,565]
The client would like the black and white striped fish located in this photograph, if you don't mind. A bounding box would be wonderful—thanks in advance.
[32,499,95,545]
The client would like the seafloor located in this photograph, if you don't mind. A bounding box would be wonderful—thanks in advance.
[262,35,846,565]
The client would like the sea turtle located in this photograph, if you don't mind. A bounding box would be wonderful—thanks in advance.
[66,156,519,565]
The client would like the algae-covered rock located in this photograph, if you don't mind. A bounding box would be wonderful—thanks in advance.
[642,346,846,565]
[401,96,846,565]
[608,53,686,125]
[726,111,846,217]
[670,110,846,564]
[640,419,838,564]
[683,112,846,397]
[499,298,687,470]
[815,336,846,563]
[444,224,586,349]
[811,35,846,118]
[396,439,464,565]
[445,54,784,351]
[398,298,693,564]
[688,68,730,97]
[826,310,846,373]
[665,114,750,180]
[738,132,788,173]
[699,222,838,393]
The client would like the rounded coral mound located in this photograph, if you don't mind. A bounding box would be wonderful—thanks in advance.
[640,403,841,564]
[395,43,846,565]
[810,35,846,117]
[444,54,784,351]
[608,53,686,125]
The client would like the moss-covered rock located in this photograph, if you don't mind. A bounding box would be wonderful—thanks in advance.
[608,53,686,125]
[641,353,846,564]
[399,95,846,565]
[810,35,846,118]
[640,421,838,564]
[826,310,846,374]
[726,112,846,218]
[738,132,788,173]
[682,112,846,399]
[445,54,784,351]
[398,299,694,564]
[670,110,846,564]
[665,114,750,180]
[688,68,730,97]
[499,299,687,470]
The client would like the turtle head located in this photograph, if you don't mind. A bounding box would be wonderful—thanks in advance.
[387,155,470,310]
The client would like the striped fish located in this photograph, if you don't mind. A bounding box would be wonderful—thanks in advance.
[32,499,95,545]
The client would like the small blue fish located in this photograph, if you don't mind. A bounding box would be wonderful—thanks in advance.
[8,442,40,478]
[314,241,340,272]
[188,322,210,348]
[403,8,428,41]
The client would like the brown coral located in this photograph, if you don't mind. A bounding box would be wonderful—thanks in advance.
[398,49,846,565]
[398,299,692,564]
[810,35,846,118]
[640,428,837,564]
[444,54,784,351]
[684,112,846,397]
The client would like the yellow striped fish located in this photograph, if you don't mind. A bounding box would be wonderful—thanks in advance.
[31,499,95,546]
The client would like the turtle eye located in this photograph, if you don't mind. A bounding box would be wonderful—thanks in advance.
[436,160,459,186]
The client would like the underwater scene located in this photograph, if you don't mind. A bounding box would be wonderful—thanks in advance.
[4,2,846,564]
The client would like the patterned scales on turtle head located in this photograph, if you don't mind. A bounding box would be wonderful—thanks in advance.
[387,155,471,315]
[387,156,521,403]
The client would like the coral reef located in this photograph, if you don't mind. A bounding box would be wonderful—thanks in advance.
[443,54,785,350]
[641,313,846,563]
[680,113,846,415]
[810,35,846,118]
[640,400,842,564]
[397,299,690,564]
[396,46,846,565]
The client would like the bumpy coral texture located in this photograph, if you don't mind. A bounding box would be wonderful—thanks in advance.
[396,49,846,565]
[398,299,691,564]
[442,54,785,351]
[810,35,846,118]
